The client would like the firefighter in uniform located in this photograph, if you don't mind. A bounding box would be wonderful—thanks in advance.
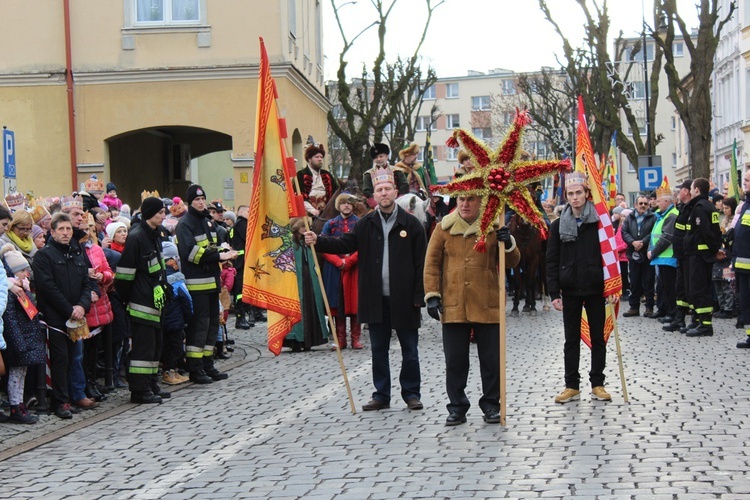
[683,178,722,337]
[176,185,237,384]
[115,197,170,404]
[663,180,693,333]
[732,170,750,348]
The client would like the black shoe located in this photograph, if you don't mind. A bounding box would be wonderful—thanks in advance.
[54,403,74,419]
[154,391,171,399]
[189,370,214,384]
[659,316,675,324]
[85,382,106,402]
[214,350,231,360]
[642,309,657,318]
[686,325,714,337]
[362,399,390,411]
[680,322,699,334]
[130,392,163,404]
[713,310,733,319]
[234,317,251,330]
[483,410,501,424]
[225,346,235,353]
[737,337,750,348]
[662,322,685,332]
[226,339,235,345]
[205,368,228,381]
[253,311,267,323]
[445,412,467,426]
[406,398,423,410]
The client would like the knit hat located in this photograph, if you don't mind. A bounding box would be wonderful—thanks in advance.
[398,143,420,160]
[186,184,206,205]
[621,208,633,219]
[106,221,127,241]
[169,197,187,217]
[2,244,29,274]
[106,182,117,193]
[161,241,179,261]
[223,211,237,224]
[140,197,164,221]
[335,193,357,211]
[304,143,326,161]
[370,143,390,159]
[31,225,44,241]
[612,206,625,216]
[120,204,131,219]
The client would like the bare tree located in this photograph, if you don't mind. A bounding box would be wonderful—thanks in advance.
[327,0,444,180]
[655,0,736,179]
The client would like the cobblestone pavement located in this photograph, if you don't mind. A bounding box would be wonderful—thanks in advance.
[0,306,749,498]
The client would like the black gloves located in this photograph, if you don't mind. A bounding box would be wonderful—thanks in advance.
[495,226,512,244]
[426,297,443,321]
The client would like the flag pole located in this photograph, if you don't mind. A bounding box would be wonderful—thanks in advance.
[609,302,629,403]
[498,207,507,426]
[292,177,357,414]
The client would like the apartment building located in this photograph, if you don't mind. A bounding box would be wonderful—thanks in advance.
[0,0,328,206]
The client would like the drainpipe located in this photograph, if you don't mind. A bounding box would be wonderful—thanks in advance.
[63,0,78,191]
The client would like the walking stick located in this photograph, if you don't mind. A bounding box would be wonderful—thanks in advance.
[609,301,629,403]
[293,178,357,414]
[498,208,507,426]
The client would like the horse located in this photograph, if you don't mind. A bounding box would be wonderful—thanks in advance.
[310,179,370,234]
[395,192,431,232]
[507,214,548,316]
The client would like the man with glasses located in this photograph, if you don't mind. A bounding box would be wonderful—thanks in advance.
[621,195,656,317]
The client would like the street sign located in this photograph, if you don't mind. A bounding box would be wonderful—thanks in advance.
[3,129,16,179]
[639,166,662,192]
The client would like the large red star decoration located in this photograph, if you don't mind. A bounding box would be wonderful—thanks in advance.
[440,109,572,252]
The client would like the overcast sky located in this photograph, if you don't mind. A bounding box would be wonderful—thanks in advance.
[322,0,698,80]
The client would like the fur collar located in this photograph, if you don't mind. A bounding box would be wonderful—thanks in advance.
[440,210,499,237]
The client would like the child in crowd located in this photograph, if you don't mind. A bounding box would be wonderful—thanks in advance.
[160,241,192,386]
[1,245,45,424]
[217,258,236,359]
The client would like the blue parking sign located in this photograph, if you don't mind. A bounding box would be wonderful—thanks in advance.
[3,129,16,179]
[639,166,662,192]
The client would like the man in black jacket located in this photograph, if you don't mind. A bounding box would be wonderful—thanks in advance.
[33,213,93,419]
[304,169,427,412]
[547,172,618,404]
[621,195,657,317]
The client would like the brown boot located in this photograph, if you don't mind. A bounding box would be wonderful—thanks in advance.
[351,320,363,349]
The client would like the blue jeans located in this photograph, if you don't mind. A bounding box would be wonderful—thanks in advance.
[368,298,421,403]
[68,340,86,401]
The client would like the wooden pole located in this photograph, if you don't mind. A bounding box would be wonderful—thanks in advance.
[293,177,357,414]
[498,207,507,426]
[609,301,629,403]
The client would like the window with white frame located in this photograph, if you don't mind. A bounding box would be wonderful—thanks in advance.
[671,115,677,130]
[628,41,654,62]
[672,152,677,167]
[423,85,436,100]
[446,147,459,161]
[502,79,516,95]
[472,127,492,139]
[446,83,459,98]
[627,118,645,136]
[288,0,297,38]
[746,68,750,121]
[627,160,636,173]
[629,81,647,100]
[133,0,201,25]
[415,116,436,132]
[446,114,460,129]
[673,41,684,57]
[503,111,515,125]
[472,96,491,111]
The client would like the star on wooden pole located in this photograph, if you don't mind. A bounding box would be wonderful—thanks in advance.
[440,109,572,252]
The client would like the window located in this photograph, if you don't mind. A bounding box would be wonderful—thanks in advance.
[446,114,460,129]
[416,116,436,132]
[288,0,297,38]
[673,41,684,57]
[446,83,459,98]
[472,127,492,139]
[446,148,459,161]
[628,41,654,62]
[503,111,515,126]
[627,118,645,136]
[672,152,677,167]
[502,79,516,95]
[472,96,491,111]
[423,85,436,100]
[627,160,636,173]
[628,81,647,100]
[134,0,200,25]
[671,115,677,130]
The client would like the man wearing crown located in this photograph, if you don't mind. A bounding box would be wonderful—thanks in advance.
[303,168,427,412]
[547,172,612,404]
[362,143,409,207]
[647,179,679,323]
[296,143,339,219]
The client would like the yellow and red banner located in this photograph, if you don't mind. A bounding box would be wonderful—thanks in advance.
[243,38,305,355]
[603,132,619,210]
[575,96,622,346]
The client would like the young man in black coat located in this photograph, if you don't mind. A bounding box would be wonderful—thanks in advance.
[304,170,427,412]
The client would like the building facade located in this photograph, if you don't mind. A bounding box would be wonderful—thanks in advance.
[0,0,328,207]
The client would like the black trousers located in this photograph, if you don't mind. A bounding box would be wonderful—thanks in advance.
[442,323,499,416]
[48,327,77,406]
[686,255,714,322]
[561,293,606,390]
[185,293,219,373]
[675,258,689,309]
[161,328,185,371]
[657,265,677,316]
[737,272,750,327]
[628,259,655,309]
[128,322,163,394]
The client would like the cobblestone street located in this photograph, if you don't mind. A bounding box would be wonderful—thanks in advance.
[1,306,749,498]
